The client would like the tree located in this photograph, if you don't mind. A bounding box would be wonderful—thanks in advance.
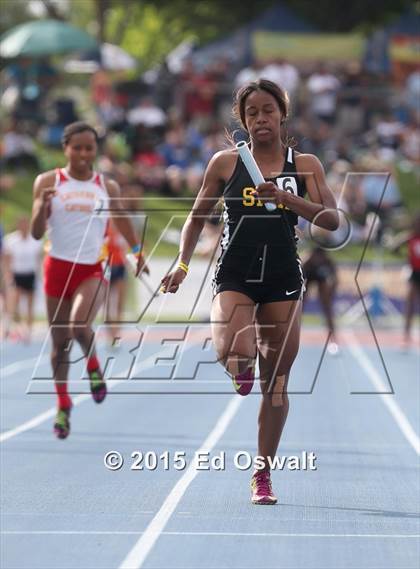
[0,1,33,36]
[2,0,413,71]
[39,0,66,20]
[87,0,414,69]
[93,0,112,42]
[71,0,276,69]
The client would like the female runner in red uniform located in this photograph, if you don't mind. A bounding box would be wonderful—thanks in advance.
[31,122,148,439]
[392,212,420,349]
[404,214,420,346]
[160,80,338,504]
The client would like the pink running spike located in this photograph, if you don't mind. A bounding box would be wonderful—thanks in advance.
[251,471,277,505]
[231,366,255,396]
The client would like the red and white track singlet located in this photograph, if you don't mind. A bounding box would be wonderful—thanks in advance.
[408,235,420,271]
[47,168,109,264]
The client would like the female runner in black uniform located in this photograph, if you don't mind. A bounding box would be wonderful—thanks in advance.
[160,80,338,504]
[303,246,338,353]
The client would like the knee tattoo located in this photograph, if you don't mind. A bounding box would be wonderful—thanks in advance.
[272,374,286,407]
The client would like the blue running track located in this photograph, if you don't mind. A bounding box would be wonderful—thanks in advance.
[1,326,419,569]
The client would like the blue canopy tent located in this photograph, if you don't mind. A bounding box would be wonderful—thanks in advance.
[363,6,420,74]
[192,2,317,70]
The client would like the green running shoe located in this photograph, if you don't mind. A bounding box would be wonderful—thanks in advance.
[88,368,107,403]
[54,407,72,439]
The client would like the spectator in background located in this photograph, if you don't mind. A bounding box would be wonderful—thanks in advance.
[98,134,131,177]
[91,68,113,113]
[1,119,39,170]
[400,112,420,165]
[303,246,338,354]
[158,127,191,194]
[235,61,265,89]
[290,118,317,155]
[261,58,300,98]
[358,152,402,242]
[31,57,58,92]
[326,159,365,243]
[306,63,341,125]
[184,126,225,194]
[153,60,177,110]
[179,59,217,129]
[126,98,167,179]
[158,125,209,195]
[97,91,126,132]
[133,137,166,193]
[374,111,404,150]
[337,61,365,134]
[41,97,79,148]
[158,127,191,170]
[306,121,338,166]
[127,97,167,130]
[405,65,420,114]
[2,57,57,122]
[2,216,43,342]
[207,57,234,121]
[200,127,226,165]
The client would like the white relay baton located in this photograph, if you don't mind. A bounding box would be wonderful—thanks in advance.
[236,140,277,212]
[126,253,158,296]
[125,252,139,274]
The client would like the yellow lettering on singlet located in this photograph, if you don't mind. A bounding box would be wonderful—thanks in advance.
[242,187,263,207]
[242,187,290,210]
[242,187,254,206]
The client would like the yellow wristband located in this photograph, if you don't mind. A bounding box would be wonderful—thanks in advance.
[178,262,189,274]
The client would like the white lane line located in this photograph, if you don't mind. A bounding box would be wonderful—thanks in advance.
[0,395,90,443]
[1,355,49,379]
[345,332,420,456]
[0,348,170,444]
[2,531,419,538]
[119,395,243,569]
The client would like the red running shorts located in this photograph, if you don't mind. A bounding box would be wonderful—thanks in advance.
[44,255,104,300]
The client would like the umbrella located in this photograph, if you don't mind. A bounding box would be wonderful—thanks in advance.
[0,19,97,58]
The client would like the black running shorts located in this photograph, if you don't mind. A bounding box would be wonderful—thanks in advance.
[213,268,303,304]
[13,272,36,292]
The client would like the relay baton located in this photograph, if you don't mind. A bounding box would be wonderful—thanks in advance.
[235,140,277,212]
[126,253,158,296]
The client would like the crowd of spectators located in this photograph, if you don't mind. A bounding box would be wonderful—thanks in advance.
[1,53,419,246]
